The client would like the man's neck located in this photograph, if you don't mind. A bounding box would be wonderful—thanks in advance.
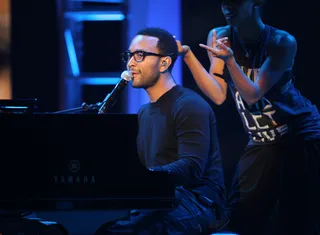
[235,17,265,41]
[146,75,176,103]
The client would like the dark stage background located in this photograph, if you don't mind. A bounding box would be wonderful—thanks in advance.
[10,0,64,112]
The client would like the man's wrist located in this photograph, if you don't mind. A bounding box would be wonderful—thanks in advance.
[183,49,194,62]
[225,56,235,67]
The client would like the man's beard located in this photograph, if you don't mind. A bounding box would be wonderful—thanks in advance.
[131,72,160,89]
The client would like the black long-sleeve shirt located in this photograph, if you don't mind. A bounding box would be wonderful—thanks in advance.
[137,85,226,207]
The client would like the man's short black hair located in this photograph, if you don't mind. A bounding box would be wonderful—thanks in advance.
[136,27,178,72]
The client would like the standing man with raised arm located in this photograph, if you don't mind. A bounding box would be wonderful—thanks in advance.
[175,0,320,234]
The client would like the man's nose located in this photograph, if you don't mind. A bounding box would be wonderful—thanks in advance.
[127,56,135,68]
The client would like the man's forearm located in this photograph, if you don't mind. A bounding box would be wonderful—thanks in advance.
[183,50,226,105]
[226,57,260,105]
[150,158,203,186]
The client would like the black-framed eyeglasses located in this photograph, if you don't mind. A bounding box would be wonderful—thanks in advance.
[121,50,173,63]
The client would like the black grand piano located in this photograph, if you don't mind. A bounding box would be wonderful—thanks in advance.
[0,110,175,212]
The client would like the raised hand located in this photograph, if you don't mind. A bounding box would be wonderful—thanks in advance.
[199,29,232,63]
[175,36,190,58]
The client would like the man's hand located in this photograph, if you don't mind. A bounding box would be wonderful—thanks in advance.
[175,37,190,58]
[199,29,232,63]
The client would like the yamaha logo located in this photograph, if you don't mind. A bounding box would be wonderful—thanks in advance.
[68,160,80,173]
[54,159,95,184]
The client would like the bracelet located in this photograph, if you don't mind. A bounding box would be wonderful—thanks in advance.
[213,73,224,79]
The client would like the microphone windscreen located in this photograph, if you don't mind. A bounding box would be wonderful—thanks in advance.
[121,70,133,81]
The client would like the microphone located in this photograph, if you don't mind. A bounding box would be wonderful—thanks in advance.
[98,70,132,114]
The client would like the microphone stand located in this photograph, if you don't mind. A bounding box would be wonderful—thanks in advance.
[51,95,111,114]
[50,102,101,114]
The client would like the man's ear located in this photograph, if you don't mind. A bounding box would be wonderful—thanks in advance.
[160,57,172,72]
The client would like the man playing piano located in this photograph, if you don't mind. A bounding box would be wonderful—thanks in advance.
[103,27,227,234]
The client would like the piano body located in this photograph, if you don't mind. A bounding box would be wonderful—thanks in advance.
[0,112,175,212]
